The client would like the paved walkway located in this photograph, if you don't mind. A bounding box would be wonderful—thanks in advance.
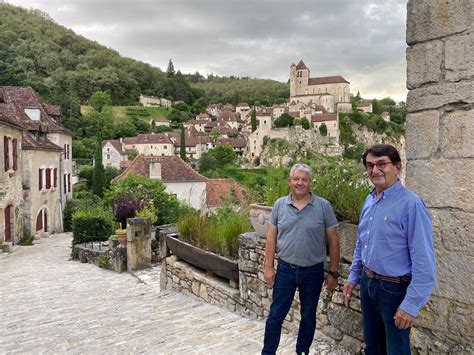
[0,233,349,354]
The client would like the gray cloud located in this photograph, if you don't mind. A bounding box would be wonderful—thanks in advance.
[7,0,408,101]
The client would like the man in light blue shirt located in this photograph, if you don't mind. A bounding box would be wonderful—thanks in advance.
[343,144,436,355]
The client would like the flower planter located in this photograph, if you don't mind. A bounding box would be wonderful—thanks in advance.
[249,204,273,238]
[165,235,239,285]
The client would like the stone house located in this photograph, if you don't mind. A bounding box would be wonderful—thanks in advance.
[0,86,72,242]
[123,133,174,157]
[356,99,373,113]
[102,139,128,168]
[149,118,170,127]
[290,59,352,113]
[0,104,25,251]
[235,103,251,119]
[139,94,161,107]
[115,155,247,210]
[311,113,340,139]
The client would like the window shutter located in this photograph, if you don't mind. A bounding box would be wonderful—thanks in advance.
[67,173,71,193]
[12,138,18,171]
[53,168,58,187]
[39,169,43,190]
[4,136,9,171]
[45,168,51,189]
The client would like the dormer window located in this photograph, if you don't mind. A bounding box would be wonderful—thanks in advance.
[25,108,41,121]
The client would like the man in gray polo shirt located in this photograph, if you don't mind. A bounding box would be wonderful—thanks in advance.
[262,164,340,355]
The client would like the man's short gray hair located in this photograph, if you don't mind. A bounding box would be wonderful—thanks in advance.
[289,164,312,179]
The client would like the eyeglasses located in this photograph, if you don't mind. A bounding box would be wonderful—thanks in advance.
[365,161,393,171]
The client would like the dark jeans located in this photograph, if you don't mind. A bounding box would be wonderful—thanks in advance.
[360,273,411,355]
[262,260,324,355]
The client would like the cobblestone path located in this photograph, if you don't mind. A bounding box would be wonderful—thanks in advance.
[0,233,348,354]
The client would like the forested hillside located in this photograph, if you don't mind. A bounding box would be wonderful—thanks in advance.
[0,4,201,109]
[189,75,289,106]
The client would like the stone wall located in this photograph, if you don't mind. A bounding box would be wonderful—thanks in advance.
[405,1,473,353]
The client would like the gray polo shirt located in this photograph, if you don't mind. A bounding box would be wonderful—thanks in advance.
[269,193,338,267]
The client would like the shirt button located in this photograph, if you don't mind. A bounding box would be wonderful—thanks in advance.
[365,245,367,248]
[370,217,372,220]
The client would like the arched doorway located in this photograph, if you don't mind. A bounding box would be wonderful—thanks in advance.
[35,208,48,233]
[4,204,12,242]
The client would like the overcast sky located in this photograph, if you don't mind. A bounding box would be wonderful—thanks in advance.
[6,0,408,102]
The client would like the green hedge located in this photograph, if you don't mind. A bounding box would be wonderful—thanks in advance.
[71,208,117,244]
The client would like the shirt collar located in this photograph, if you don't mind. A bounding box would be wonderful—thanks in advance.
[284,192,315,206]
[370,180,402,199]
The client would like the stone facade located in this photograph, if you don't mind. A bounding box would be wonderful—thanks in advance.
[405,1,473,353]
[0,122,24,249]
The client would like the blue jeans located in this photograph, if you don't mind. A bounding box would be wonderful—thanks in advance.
[360,273,411,355]
[262,260,324,355]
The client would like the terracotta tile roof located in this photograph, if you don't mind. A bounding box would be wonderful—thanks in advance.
[115,155,208,182]
[219,111,237,120]
[357,99,372,107]
[0,102,26,130]
[123,133,172,145]
[216,137,247,148]
[311,114,337,122]
[120,160,132,169]
[189,119,209,125]
[313,105,327,113]
[206,179,248,207]
[295,60,308,70]
[102,139,127,154]
[45,105,61,117]
[0,86,71,135]
[308,75,349,85]
[21,131,63,151]
[289,111,300,118]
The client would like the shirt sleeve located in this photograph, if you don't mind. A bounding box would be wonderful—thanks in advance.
[269,199,280,226]
[399,200,436,317]
[348,233,363,285]
[323,200,338,229]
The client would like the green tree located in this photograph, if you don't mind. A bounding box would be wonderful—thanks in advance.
[210,144,237,166]
[301,117,310,130]
[180,126,186,161]
[127,148,138,160]
[274,113,294,128]
[90,91,112,112]
[92,132,105,197]
[319,123,328,136]
[167,59,175,77]
[251,109,257,132]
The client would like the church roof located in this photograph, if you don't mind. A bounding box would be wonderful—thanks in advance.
[308,76,350,85]
[311,114,337,122]
[295,60,308,70]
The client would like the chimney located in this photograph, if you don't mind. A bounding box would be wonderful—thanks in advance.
[149,159,162,180]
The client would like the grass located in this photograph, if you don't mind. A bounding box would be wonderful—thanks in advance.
[177,208,252,259]
[80,105,170,124]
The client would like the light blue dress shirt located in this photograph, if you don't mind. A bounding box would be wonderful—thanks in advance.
[348,180,436,316]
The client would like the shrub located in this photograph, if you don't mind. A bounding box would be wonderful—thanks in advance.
[63,192,102,232]
[17,229,34,246]
[97,254,111,269]
[71,207,117,245]
[136,205,158,225]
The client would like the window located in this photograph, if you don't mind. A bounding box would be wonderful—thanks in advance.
[63,173,67,194]
[53,168,58,188]
[106,154,110,160]
[12,138,18,171]
[68,173,71,193]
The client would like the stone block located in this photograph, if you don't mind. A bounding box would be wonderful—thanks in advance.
[440,109,474,158]
[406,81,474,113]
[406,41,443,89]
[340,334,364,353]
[337,222,358,263]
[436,209,474,255]
[327,303,363,340]
[406,159,474,211]
[445,33,474,82]
[448,302,473,340]
[320,325,343,341]
[416,296,449,330]
[331,291,345,305]
[432,250,473,304]
[407,0,473,44]
[405,111,440,159]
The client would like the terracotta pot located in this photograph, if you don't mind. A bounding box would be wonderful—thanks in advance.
[249,204,273,238]
[116,231,127,246]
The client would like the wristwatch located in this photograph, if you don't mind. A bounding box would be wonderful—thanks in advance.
[327,270,340,278]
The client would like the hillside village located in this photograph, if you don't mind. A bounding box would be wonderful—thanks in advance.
[0,59,395,250]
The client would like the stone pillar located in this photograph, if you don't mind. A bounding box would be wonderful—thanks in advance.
[126,217,152,272]
[406,1,473,353]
